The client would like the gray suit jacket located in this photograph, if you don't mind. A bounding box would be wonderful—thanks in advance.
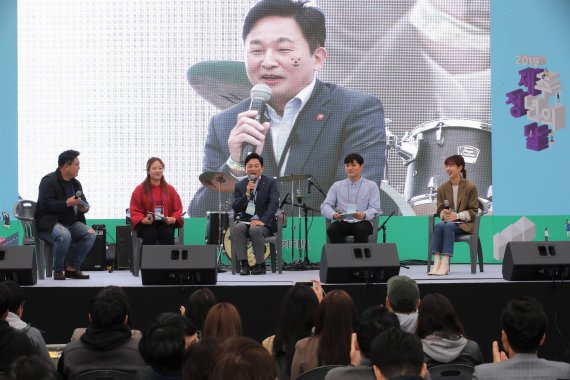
[472,353,570,380]
[189,80,386,216]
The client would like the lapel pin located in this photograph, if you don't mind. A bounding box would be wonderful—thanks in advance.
[316,113,325,121]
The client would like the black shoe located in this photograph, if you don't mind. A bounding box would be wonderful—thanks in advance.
[239,265,251,275]
[251,264,266,275]
[65,269,90,279]
[54,271,66,280]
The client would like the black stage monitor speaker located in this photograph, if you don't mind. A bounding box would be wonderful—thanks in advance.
[0,246,37,285]
[503,241,570,281]
[141,245,217,285]
[319,243,400,284]
[82,225,107,271]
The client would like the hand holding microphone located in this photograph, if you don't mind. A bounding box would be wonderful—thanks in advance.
[246,175,256,199]
[74,190,90,211]
[142,212,153,225]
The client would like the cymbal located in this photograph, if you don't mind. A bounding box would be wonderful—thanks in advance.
[199,172,236,193]
[277,174,311,182]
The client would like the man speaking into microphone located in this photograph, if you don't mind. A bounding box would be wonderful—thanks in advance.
[34,150,96,280]
[232,153,279,275]
[188,0,386,217]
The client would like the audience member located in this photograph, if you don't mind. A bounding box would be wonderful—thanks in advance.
[2,281,52,366]
[7,355,61,380]
[326,305,400,380]
[473,296,570,380]
[181,288,218,339]
[370,327,427,380]
[57,287,145,379]
[69,286,142,342]
[209,336,278,380]
[0,283,34,373]
[416,293,483,368]
[262,282,321,379]
[290,289,358,378]
[182,338,222,380]
[137,312,198,380]
[386,275,420,333]
[202,303,243,339]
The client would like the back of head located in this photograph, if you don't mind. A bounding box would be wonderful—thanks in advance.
[370,327,424,379]
[501,295,547,353]
[315,289,358,366]
[1,280,25,314]
[273,284,319,375]
[356,305,400,359]
[209,336,278,380]
[139,312,197,372]
[202,302,243,339]
[8,355,61,380]
[89,287,129,328]
[184,288,218,332]
[242,0,326,54]
[183,337,222,380]
[387,275,420,313]
[416,293,465,339]
[57,149,80,167]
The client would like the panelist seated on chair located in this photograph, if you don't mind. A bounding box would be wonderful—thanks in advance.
[321,153,381,244]
[129,157,184,245]
[34,149,96,281]
[232,153,279,275]
[429,154,478,276]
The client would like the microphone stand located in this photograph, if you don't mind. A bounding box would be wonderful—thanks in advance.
[308,178,327,199]
[294,201,319,270]
[378,210,395,244]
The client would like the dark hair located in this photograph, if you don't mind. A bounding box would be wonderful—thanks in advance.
[344,153,364,165]
[202,303,243,339]
[314,289,358,366]
[242,0,326,54]
[416,293,466,339]
[184,288,218,332]
[142,157,168,194]
[1,280,25,313]
[209,336,278,380]
[182,337,222,380]
[272,284,319,376]
[501,296,547,353]
[89,287,130,328]
[356,305,400,358]
[444,154,467,178]
[8,355,62,380]
[370,327,424,378]
[244,152,264,167]
[139,312,197,372]
[58,149,80,167]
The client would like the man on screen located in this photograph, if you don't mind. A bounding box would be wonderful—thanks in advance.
[321,153,381,243]
[35,149,96,280]
[189,0,386,216]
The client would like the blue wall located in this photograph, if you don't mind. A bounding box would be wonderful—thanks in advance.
[0,0,18,214]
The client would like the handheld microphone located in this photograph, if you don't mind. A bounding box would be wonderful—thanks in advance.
[241,84,272,163]
[146,212,153,221]
[75,190,82,199]
[443,199,449,210]
[74,190,90,209]
[279,193,290,209]
[247,174,256,198]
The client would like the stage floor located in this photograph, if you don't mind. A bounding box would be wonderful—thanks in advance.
[28,263,506,287]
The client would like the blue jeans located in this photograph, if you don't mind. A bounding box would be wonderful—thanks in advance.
[431,222,468,257]
[39,222,96,272]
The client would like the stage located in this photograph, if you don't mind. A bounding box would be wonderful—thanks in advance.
[20,264,570,363]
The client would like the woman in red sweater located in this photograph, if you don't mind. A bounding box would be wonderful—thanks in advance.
[130,157,184,245]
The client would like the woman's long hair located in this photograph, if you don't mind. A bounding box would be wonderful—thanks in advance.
[272,284,319,376]
[202,302,243,339]
[314,289,358,366]
[416,293,466,339]
[142,157,168,194]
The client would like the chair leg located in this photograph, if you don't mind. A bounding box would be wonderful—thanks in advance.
[34,244,45,280]
[477,239,484,272]
[131,235,140,277]
[427,248,433,273]
[270,244,276,273]
[470,242,477,274]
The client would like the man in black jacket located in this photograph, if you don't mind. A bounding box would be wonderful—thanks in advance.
[35,149,96,280]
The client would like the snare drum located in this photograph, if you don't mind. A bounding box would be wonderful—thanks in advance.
[205,211,229,244]
[398,119,492,203]
[223,227,270,267]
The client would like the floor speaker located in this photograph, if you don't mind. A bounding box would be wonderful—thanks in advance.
[503,241,570,281]
[319,243,400,284]
[82,226,107,271]
[116,226,133,269]
[141,245,217,285]
[0,246,37,285]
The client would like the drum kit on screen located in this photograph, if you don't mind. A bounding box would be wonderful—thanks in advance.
[200,171,319,271]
